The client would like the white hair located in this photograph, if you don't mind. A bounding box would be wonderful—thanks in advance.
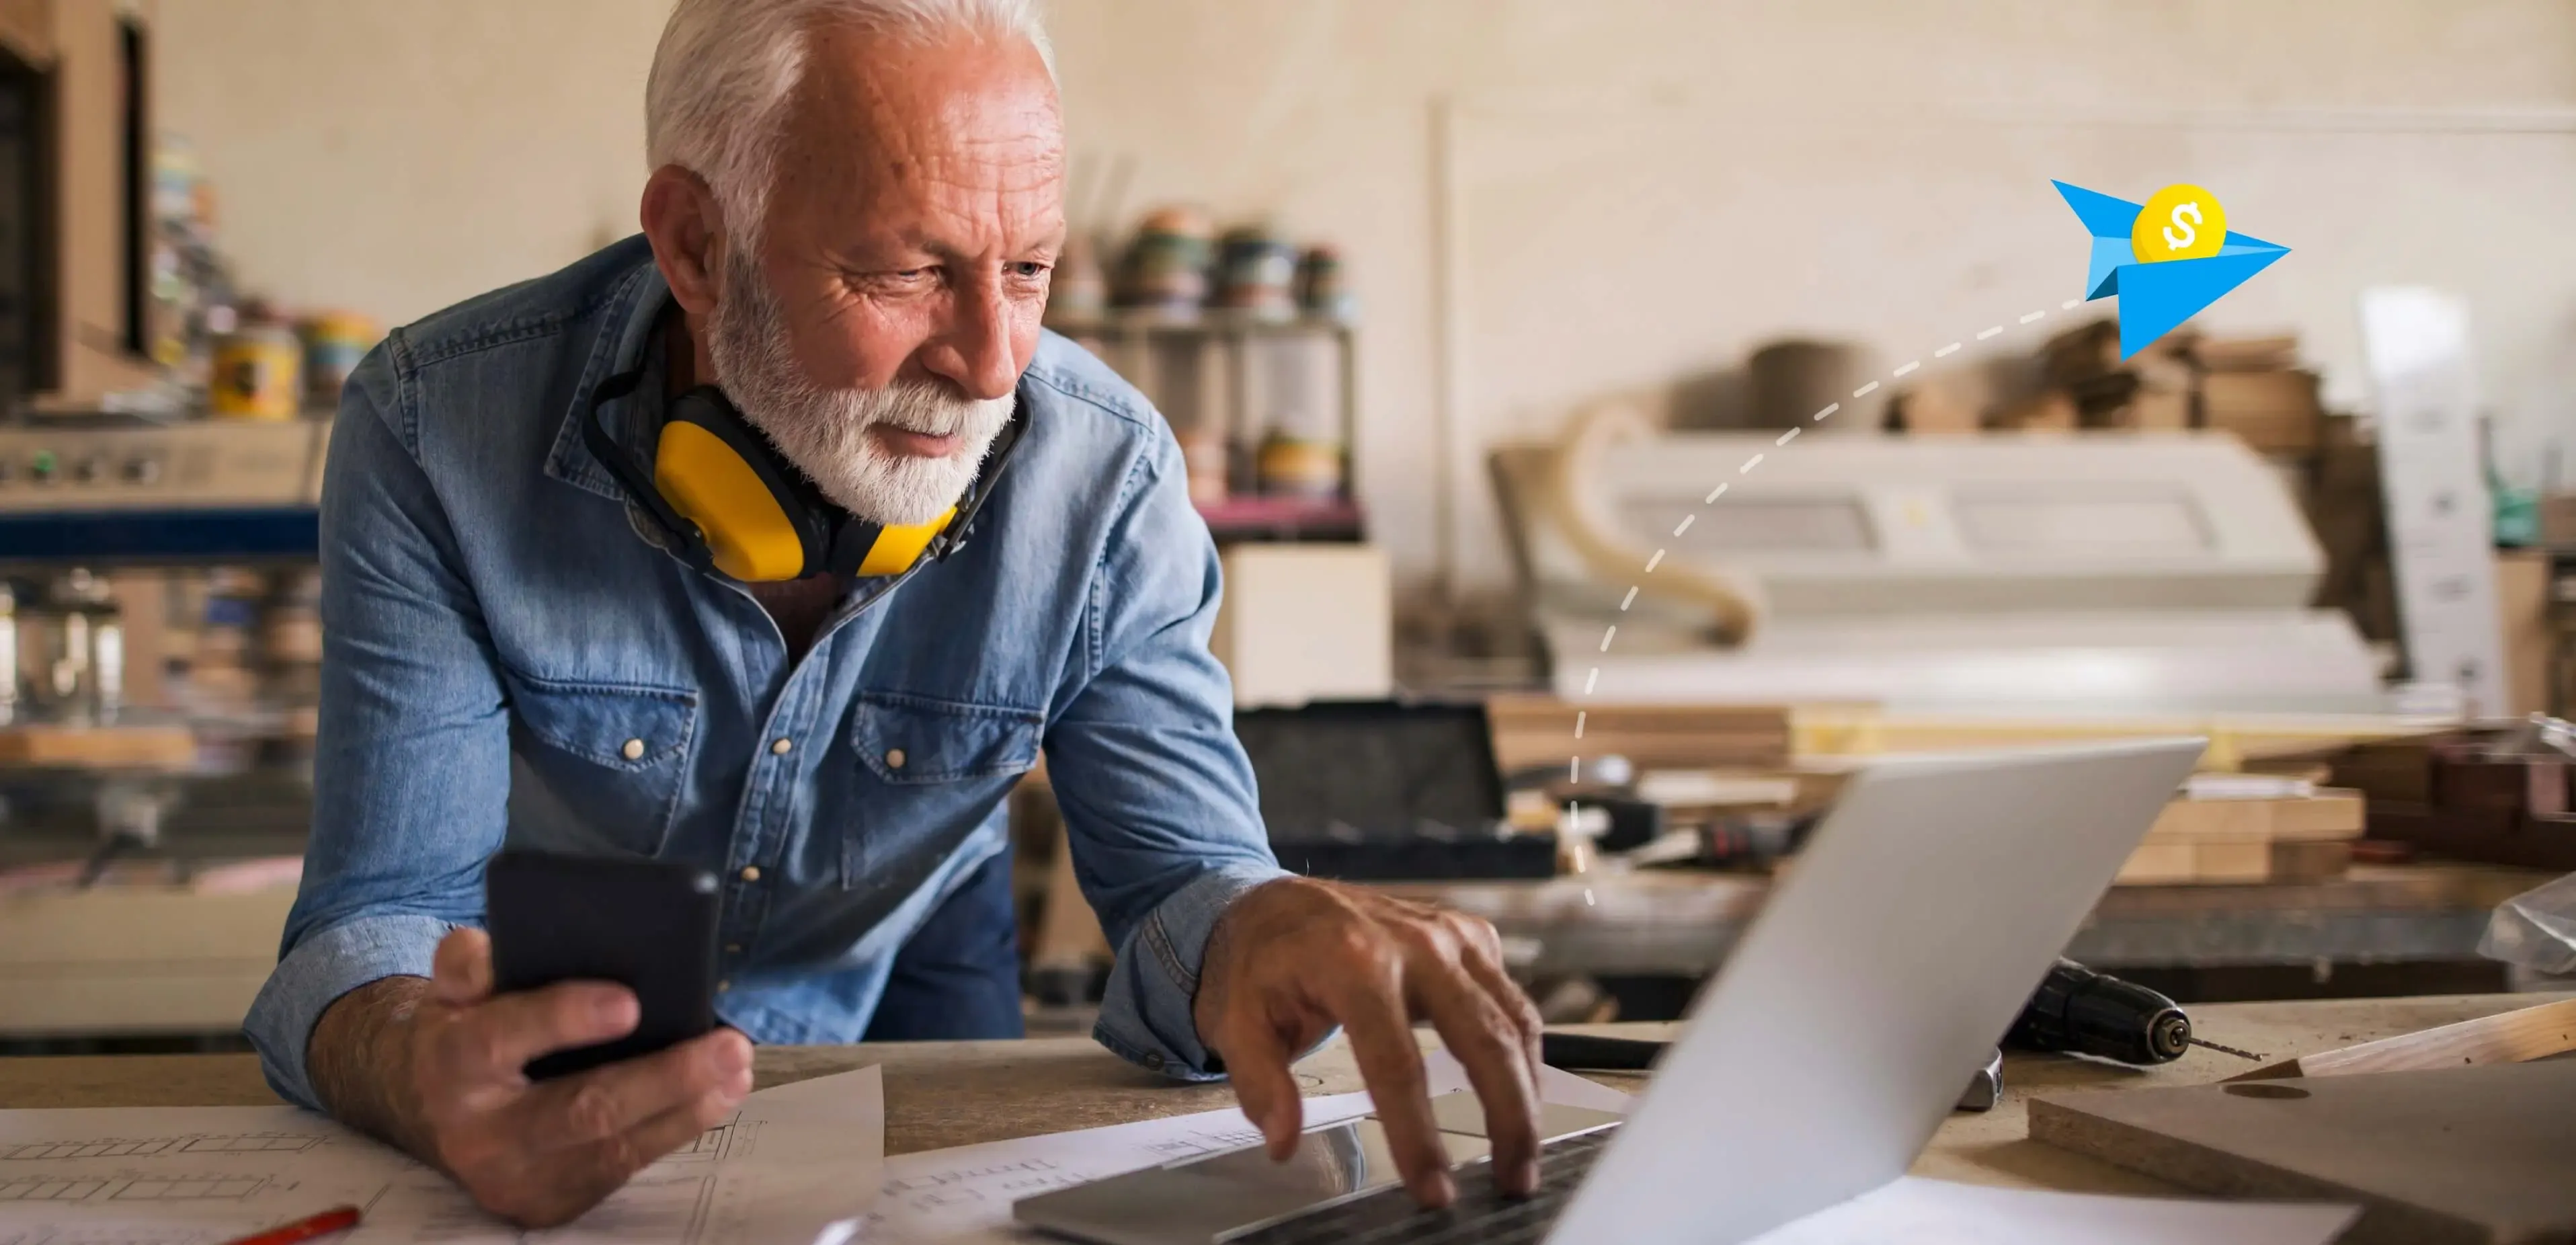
[645,0,1054,249]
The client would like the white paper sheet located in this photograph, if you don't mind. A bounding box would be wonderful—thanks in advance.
[0,1067,886,1245]
[1746,1176,2360,1245]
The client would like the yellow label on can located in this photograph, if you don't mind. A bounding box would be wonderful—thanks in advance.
[210,333,303,420]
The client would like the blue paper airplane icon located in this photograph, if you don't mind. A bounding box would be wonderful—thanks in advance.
[2054,180,2289,359]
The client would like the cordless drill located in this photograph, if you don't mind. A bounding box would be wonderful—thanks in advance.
[2005,959,2259,1064]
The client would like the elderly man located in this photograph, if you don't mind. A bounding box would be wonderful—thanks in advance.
[244,0,1544,1228]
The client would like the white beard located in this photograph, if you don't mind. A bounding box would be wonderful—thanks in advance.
[704,246,1014,528]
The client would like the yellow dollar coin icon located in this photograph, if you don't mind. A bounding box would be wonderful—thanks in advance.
[2131,183,2227,263]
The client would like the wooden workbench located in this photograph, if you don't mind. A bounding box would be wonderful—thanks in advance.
[0,993,2550,1195]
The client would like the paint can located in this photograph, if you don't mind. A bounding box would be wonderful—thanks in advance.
[298,311,380,407]
[1215,227,1297,319]
[209,322,303,420]
[1121,206,1214,315]
[1296,245,1354,321]
[1254,431,1343,499]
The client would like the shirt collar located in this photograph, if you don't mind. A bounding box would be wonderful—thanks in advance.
[544,251,674,503]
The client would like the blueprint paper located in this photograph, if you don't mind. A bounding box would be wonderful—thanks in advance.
[0,1066,883,1245]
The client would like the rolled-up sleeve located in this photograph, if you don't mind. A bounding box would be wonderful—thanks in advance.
[242,340,512,1111]
[1042,432,1288,1081]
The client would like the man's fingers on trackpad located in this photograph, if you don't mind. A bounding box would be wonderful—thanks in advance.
[1418,977,1541,1196]
[1328,983,1454,1207]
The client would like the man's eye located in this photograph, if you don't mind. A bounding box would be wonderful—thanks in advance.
[1010,262,1051,280]
[891,269,930,282]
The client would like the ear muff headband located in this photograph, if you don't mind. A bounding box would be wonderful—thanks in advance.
[580,362,1026,582]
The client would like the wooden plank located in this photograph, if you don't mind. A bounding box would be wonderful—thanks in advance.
[2147,792,2366,842]
[2031,1061,2576,1244]
[2271,790,2368,840]
[2189,840,2273,883]
[1485,695,1790,775]
[2114,837,2351,887]
[2114,841,2199,885]
[0,887,294,1036]
[2226,998,2576,1083]
[0,723,195,769]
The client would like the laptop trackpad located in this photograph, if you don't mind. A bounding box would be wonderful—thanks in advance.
[1173,1113,1489,1197]
[1428,1090,1624,1141]
[1010,1094,1626,1245]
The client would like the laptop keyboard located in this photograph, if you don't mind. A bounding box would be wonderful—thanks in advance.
[1226,1128,1616,1245]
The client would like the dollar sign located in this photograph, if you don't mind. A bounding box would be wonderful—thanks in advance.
[2162,201,2202,252]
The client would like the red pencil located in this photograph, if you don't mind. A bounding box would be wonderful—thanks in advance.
[217,1205,363,1245]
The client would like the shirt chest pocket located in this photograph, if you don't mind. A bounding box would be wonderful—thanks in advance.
[840,692,1041,889]
[506,674,700,857]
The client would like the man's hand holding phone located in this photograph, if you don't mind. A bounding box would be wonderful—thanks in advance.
[398,928,752,1227]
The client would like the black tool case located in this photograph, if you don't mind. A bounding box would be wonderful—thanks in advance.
[1234,700,1557,881]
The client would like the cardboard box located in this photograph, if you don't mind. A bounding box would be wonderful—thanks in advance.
[2540,494,2576,547]
[1993,390,2079,432]
[2193,334,2300,372]
[2202,368,2323,454]
[1891,375,1984,434]
[2044,319,2196,389]
[2100,388,2193,431]
[2497,549,2550,716]
[1208,545,1392,708]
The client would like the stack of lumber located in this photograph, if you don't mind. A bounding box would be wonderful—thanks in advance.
[2192,333,2325,453]
[2332,729,2576,870]
[2000,320,2327,450]
[2115,782,2368,885]
[1483,696,1792,777]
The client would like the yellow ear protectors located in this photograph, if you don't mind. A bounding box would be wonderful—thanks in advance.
[581,365,1025,582]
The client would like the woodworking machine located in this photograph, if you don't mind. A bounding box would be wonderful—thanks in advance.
[1491,430,2386,715]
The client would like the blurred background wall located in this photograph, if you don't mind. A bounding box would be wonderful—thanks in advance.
[155,0,2576,592]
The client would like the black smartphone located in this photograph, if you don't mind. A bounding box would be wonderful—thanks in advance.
[485,848,723,1081]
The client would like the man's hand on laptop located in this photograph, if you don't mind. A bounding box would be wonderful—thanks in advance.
[307,929,753,1228]
[1195,878,1545,1209]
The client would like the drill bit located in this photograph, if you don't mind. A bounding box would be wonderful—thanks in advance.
[2189,1037,2263,1061]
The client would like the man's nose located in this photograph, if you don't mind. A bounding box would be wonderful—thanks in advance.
[921,277,1019,401]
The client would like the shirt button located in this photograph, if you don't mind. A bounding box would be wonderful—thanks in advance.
[620,738,645,760]
[885,748,907,770]
[717,979,731,993]
[724,943,742,955]
[770,737,793,756]
[739,866,762,883]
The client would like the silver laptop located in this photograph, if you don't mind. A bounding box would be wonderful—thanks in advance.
[1015,737,2206,1245]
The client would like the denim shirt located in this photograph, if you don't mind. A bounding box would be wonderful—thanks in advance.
[243,237,1287,1110]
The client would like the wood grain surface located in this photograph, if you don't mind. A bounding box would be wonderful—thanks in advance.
[0,992,2553,1196]
[2228,997,2576,1082]
[2031,1060,2576,1244]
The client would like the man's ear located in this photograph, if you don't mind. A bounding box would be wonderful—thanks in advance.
[640,165,729,317]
